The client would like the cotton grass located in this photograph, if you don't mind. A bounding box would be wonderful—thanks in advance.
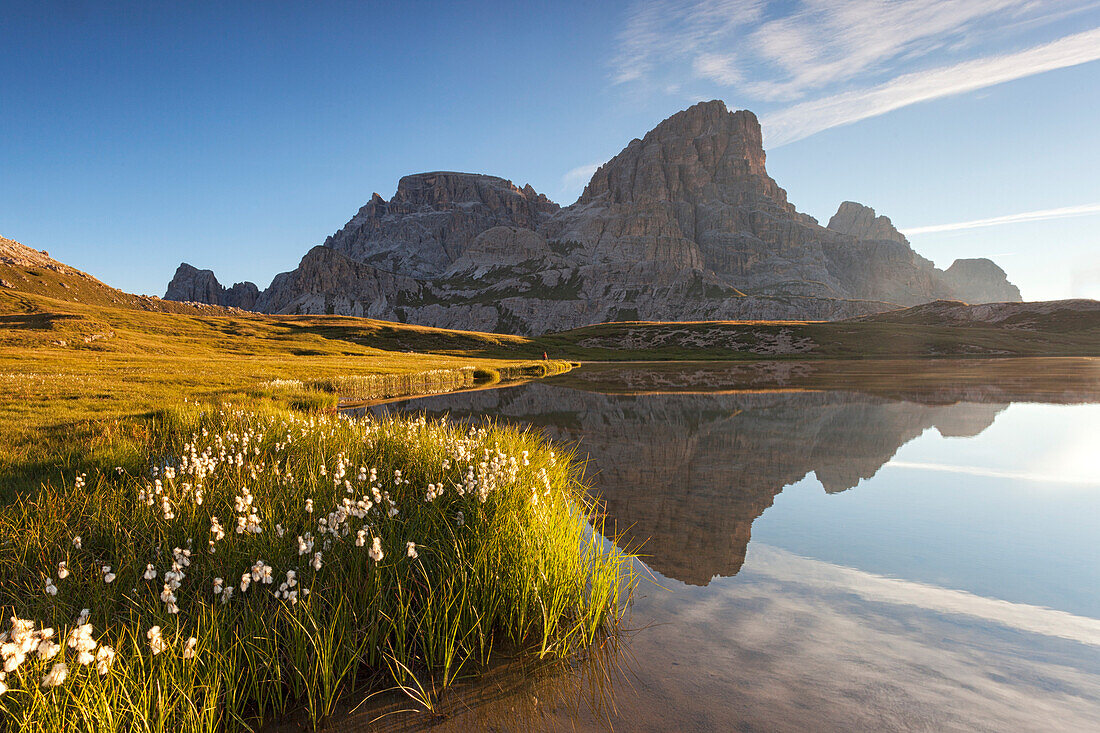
[0,402,630,731]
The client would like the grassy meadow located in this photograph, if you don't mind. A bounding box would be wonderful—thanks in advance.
[3,243,1098,730]
[0,256,626,730]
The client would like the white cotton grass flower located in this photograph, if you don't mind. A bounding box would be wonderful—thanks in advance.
[72,536,82,549]
[305,498,314,513]
[0,678,7,695]
[3,645,25,674]
[213,577,224,595]
[45,577,58,596]
[56,561,69,579]
[67,624,96,667]
[147,626,167,655]
[182,637,198,660]
[76,609,90,626]
[368,538,383,563]
[406,541,418,559]
[311,552,323,571]
[41,661,68,688]
[143,564,157,581]
[240,572,252,592]
[37,638,61,660]
[95,645,115,675]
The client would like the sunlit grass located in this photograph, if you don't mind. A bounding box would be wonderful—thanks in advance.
[0,402,631,731]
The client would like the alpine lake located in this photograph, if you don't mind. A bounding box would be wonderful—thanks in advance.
[332,357,1100,732]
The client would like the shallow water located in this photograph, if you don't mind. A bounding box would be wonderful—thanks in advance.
[340,359,1100,732]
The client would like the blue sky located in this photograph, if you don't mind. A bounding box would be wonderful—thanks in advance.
[2,0,1098,301]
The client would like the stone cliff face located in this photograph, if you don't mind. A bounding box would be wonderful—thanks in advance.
[942,258,1022,303]
[826,202,1021,304]
[165,100,1022,333]
[165,264,259,310]
[828,201,908,244]
[322,173,559,279]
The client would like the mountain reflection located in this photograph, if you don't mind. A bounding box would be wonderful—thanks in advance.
[364,359,1099,586]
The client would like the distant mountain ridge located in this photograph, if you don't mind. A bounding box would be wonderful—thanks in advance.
[165,100,1021,334]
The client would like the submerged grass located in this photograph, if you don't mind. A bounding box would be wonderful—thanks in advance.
[0,402,631,731]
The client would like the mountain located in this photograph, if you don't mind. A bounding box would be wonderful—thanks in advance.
[166,100,1021,334]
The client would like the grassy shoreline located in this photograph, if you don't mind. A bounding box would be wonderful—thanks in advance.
[2,271,607,730]
[0,402,630,731]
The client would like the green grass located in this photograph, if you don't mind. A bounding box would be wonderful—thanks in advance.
[0,254,621,730]
[0,402,631,731]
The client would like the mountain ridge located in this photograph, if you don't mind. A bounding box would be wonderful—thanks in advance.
[165,100,1021,334]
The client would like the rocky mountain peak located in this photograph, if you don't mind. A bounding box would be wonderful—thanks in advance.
[942,257,1022,303]
[320,172,559,279]
[827,201,908,244]
[165,263,258,309]
[1,236,69,270]
[389,172,555,212]
[578,100,791,210]
[164,99,1024,332]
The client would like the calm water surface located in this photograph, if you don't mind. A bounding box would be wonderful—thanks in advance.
[340,359,1100,732]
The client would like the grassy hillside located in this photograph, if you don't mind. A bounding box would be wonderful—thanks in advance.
[530,305,1100,361]
[0,241,625,732]
[1,244,568,499]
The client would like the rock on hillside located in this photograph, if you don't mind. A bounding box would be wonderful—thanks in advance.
[165,264,259,310]
[941,258,1022,303]
[827,201,908,244]
[2,236,83,273]
[166,100,1023,334]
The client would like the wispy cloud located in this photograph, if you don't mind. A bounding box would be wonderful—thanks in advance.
[743,0,1042,100]
[747,545,1100,646]
[885,460,1100,486]
[613,1,1100,143]
[612,0,764,84]
[612,0,1093,96]
[762,26,1100,145]
[559,162,602,200]
[901,203,1100,236]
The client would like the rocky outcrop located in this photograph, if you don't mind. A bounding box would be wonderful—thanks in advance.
[165,264,259,309]
[322,173,559,278]
[827,201,908,244]
[254,246,422,317]
[165,100,1023,334]
[1,236,69,270]
[942,258,1022,303]
[826,203,1022,304]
